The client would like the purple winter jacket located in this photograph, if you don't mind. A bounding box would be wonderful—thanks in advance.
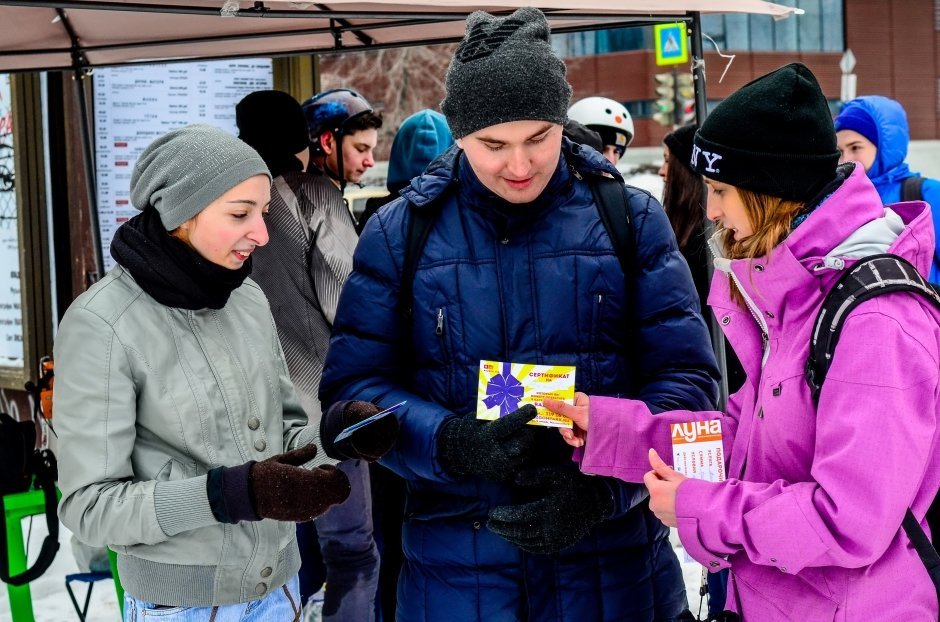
[578,164,940,620]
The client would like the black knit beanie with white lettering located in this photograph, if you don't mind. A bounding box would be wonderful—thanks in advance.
[691,63,839,203]
[441,7,572,138]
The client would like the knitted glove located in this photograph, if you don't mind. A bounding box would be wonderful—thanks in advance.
[207,444,350,524]
[320,400,400,462]
[437,405,539,481]
[486,465,615,554]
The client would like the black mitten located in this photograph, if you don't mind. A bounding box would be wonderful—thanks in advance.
[486,465,615,554]
[437,405,539,481]
[207,444,351,524]
[320,400,400,462]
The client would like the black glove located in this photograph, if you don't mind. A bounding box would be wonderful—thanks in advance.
[486,465,615,554]
[437,405,539,481]
[207,444,351,524]
[321,400,400,462]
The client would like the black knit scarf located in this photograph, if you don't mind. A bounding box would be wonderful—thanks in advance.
[110,206,251,310]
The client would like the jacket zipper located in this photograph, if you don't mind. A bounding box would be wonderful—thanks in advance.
[591,294,604,387]
[727,270,770,368]
[436,307,452,399]
[725,274,771,474]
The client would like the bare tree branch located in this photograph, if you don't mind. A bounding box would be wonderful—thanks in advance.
[319,44,456,160]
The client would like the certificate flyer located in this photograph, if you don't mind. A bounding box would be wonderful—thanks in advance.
[476,360,576,428]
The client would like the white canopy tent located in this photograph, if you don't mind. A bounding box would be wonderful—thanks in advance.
[0,0,801,72]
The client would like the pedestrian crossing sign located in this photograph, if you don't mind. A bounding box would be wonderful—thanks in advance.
[654,23,688,66]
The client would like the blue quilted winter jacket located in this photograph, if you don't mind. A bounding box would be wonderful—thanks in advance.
[321,140,719,621]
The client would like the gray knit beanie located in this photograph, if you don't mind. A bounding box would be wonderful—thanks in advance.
[130,124,271,230]
[441,7,572,138]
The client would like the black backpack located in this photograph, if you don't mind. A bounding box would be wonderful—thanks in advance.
[397,173,636,319]
[804,253,940,604]
[0,409,59,585]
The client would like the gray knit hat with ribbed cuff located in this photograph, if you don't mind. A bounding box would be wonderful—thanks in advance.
[441,7,572,138]
[130,124,271,231]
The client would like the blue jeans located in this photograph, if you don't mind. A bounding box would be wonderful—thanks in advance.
[313,459,380,622]
[123,575,300,621]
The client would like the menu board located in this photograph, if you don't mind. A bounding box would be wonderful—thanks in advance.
[0,73,22,368]
[93,59,273,272]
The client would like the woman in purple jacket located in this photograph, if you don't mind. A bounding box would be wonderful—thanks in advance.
[550,63,940,620]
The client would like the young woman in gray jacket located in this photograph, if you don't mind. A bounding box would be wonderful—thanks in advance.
[54,125,359,620]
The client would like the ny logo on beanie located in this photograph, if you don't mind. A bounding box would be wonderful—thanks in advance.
[691,144,723,174]
[455,18,525,63]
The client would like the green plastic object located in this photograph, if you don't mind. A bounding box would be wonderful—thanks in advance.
[107,546,124,616]
[3,488,60,622]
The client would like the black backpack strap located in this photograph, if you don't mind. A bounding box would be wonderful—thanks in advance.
[398,201,443,320]
[0,449,59,586]
[805,254,940,403]
[589,175,635,280]
[903,509,940,595]
[902,176,926,203]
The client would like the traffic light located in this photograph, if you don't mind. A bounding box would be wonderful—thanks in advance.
[653,72,676,127]
[676,72,695,125]
[653,71,695,127]
[681,100,696,125]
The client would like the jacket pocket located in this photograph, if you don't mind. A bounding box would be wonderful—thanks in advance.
[733,561,839,621]
[588,291,620,392]
[756,372,817,479]
[152,459,176,482]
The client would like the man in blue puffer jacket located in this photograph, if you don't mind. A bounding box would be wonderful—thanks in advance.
[835,95,940,282]
[320,7,719,621]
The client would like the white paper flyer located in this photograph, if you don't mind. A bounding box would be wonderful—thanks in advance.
[670,419,725,482]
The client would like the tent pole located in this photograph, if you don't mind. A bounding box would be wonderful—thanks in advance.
[73,72,102,283]
[689,11,728,410]
[56,7,103,283]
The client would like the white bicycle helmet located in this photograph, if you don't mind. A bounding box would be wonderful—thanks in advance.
[567,96,634,157]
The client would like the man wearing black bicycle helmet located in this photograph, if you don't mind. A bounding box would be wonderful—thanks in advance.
[302,88,382,192]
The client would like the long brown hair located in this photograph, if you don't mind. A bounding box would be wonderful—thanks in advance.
[662,147,705,249]
[718,187,805,305]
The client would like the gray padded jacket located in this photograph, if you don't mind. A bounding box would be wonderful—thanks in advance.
[54,266,332,607]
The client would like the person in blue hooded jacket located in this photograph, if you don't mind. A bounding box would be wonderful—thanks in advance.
[320,8,719,621]
[357,109,454,235]
[835,95,940,282]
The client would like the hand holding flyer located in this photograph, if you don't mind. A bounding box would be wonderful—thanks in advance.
[668,420,724,560]
[334,401,406,443]
[476,360,576,428]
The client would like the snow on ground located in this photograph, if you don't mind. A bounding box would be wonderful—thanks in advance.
[3,518,708,621]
